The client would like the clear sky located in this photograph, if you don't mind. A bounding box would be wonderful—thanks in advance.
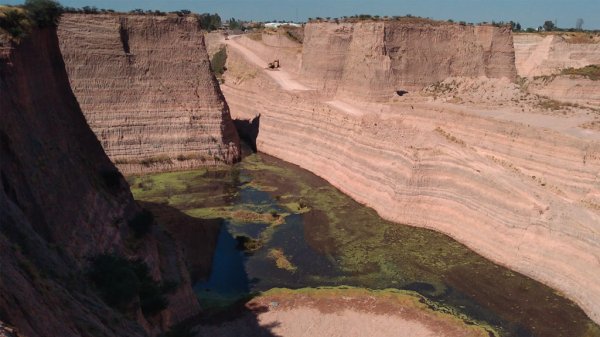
[3,0,600,30]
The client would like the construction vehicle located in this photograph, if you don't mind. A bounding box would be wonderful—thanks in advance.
[267,59,280,70]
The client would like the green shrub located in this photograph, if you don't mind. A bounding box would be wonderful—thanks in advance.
[128,209,154,238]
[561,64,600,80]
[196,13,221,31]
[23,0,63,27]
[211,47,227,77]
[0,7,32,38]
[88,254,170,316]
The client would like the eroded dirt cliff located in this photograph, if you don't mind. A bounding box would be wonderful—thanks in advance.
[58,14,240,174]
[0,27,205,336]
[300,20,516,101]
[514,33,600,77]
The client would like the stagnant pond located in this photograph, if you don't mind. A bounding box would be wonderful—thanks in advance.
[129,151,600,337]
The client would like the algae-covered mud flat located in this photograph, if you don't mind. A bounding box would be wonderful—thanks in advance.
[129,152,600,337]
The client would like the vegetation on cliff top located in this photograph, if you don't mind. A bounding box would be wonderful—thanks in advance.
[0,0,62,38]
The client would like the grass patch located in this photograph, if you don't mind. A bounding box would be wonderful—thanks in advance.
[561,64,600,80]
[184,207,287,226]
[283,201,311,213]
[267,248,297,272]
[140,155,173,167]
[537,97,579,111]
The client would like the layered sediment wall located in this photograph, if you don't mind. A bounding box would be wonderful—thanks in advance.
[528,75,600,107]
[0,27,205,336]
[58,14,240,174]
[300,21,517,101]
[514,33,600,77]
[221,28,600,324]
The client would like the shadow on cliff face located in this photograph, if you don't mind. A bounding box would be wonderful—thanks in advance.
[233,115,260,153]
[139,201,280,337]
[139,201,221,283]
[191,300,282,337]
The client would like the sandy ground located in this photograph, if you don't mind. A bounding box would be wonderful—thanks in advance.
[254,308,438,337]
[194,290,492,337]
[196,308,440,337]
[460,103,600,141]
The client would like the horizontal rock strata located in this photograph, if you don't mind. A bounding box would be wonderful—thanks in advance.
[514,33,600,77]
[58,14,240,174]
[300,21,517,101]
[528,75,600,107]
[221,35,600,325]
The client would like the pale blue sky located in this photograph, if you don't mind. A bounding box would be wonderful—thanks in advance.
[4,0,599,29]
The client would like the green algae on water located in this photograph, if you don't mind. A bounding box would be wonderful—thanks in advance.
[129,152,600,337]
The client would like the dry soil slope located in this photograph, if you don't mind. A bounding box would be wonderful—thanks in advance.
[232,30,303,74]
[0,27,203,336]
[221,26,600,325]
[528,75,600,107]
[58,14,240,174]
[514,33,600,108]
[514,33,600,77]
[301,21,516,102]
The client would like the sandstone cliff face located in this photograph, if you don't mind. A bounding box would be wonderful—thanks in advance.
[528,75,600,107]
[58,14,240,174]
[221,36,600,325]
[301,21,517,101]
[514,33,600,77]
[0,27,201,336]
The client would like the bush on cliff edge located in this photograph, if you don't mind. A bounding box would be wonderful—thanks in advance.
[0,0,62,38]
[23,0,63,27]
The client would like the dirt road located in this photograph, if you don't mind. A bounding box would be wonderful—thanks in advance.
[225,36,312,91]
